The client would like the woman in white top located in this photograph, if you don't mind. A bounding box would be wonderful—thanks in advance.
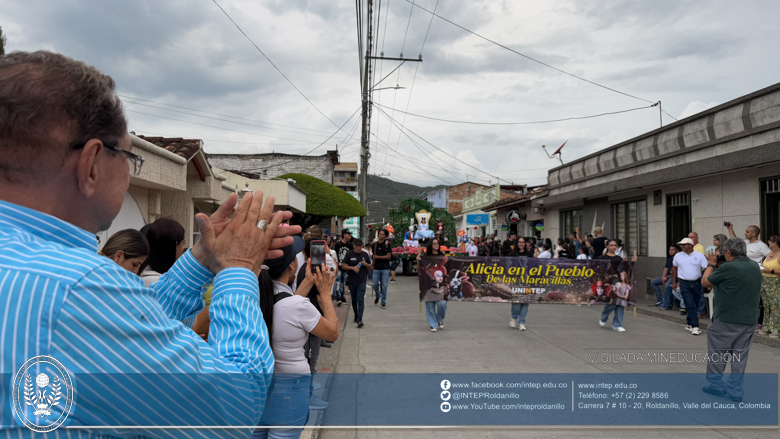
[253,237,337,439]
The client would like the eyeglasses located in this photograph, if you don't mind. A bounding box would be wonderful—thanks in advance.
[71,140,145,176]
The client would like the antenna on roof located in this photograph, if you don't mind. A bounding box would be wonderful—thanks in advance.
[542,140,567,166]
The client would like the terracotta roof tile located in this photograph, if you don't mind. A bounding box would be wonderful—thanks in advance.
[136,135,201,161]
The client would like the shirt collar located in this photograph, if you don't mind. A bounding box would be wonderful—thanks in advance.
[272,280,294,295]
[0,199,98,252]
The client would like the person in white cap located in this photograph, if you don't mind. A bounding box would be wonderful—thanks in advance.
[671,237,708,335]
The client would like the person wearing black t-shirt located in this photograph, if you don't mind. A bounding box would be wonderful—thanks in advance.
[502,232,517,256]
[333,229,353,305]
[591,227,608,258]
[509,236,534,257]
[341,239,373,327]
[371,229,393,308]
[488,233,501,256]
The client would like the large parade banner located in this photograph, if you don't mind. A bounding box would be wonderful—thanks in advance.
[418,256,636,305]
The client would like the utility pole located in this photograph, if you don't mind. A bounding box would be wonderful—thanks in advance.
[359,0,374,240]
[357,0,423,239]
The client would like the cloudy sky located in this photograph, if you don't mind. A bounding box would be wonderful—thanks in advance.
[4,0,779,187]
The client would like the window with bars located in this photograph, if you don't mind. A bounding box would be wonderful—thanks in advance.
[612,199,648,256]
[560,209,582,239]
[761,177,780,239]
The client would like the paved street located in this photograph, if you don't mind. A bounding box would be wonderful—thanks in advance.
[311,271,780,439]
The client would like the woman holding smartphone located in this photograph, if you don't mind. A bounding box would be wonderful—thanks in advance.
[254,237,338,438]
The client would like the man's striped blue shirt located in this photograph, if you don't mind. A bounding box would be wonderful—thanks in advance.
[0,200,273,438]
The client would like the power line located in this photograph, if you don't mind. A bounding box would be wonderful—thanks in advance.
[387,0,439,173]
[375,105,502,184]
[374,101,659,125]
[404,0,656,105]
[374,107,491,184]
[233,105,363,173]
[118,94,334,135]
[127,110,332,144]
[212,0,350,134]
[123,99,337,138]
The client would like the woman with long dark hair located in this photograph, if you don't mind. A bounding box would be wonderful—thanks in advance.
[253,237,338,438]
[418,238,449,331]
[139,218,186,287]
[99,229,149,274]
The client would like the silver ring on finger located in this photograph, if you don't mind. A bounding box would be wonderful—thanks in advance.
[257,220,269,231]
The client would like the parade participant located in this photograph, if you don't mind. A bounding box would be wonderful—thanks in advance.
[672,237,708,335]
[139,217,186,286]
[372,229,393,308]
[342,239,372,327]
[414,217,436,240]
[502,232,517,255]
[98,228,149,274]
[420,238,448,331]
[333,229,353,306]
[701,238,762,401]
[597,240,630,332]
[489,233,501,256]
[591,227,608,257]
[0,50,302,434]
[509,237,535,330]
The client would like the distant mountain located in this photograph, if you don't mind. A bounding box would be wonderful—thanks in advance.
[365,175,445,224]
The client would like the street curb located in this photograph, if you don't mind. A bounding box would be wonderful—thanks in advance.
[634,295,780,349]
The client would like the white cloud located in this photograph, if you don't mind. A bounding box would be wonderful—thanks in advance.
[3,0,778,188]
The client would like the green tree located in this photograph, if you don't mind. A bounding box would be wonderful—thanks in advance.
[0,26,7,56]
[277,173,366,230]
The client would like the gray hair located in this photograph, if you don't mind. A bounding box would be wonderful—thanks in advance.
[0,51,127,183]
[723,237,747,258]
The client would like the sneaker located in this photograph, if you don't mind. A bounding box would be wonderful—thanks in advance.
[691,327,701,336]
[357,320,364,328]
[337,300,343,307]
[680,309,687,315]
[374,296,379,305]
[320,340,332,348]
[312,382,322,391]
[510,319,518,329]
[391,278,396,281]
[598,319,606,327]
[702,386,727,397]
[612,326,626,332]
[381,303,387,309]
[684,325,694,332]
[431,328,437,332]
[309,395,328,410]
[654,301,662,306]
[519,324,526,331]
[730,395,743,403]
[438,322,444,329]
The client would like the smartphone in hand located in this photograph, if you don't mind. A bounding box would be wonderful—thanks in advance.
[310,240,327,273]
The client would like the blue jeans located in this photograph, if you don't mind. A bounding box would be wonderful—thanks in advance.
[348,281,366,322]
[511,303,529,324]
[252,375,311,439]
[390,258,400,271]
[372,269,390,305]
[679,279,702,328]
[600,304,624,328]
[425,300,447,328]
[651,277,665,302]
[660,279,679,309]
[333,271,347,299]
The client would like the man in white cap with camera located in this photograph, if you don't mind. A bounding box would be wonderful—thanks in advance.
[671,237,708,335]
